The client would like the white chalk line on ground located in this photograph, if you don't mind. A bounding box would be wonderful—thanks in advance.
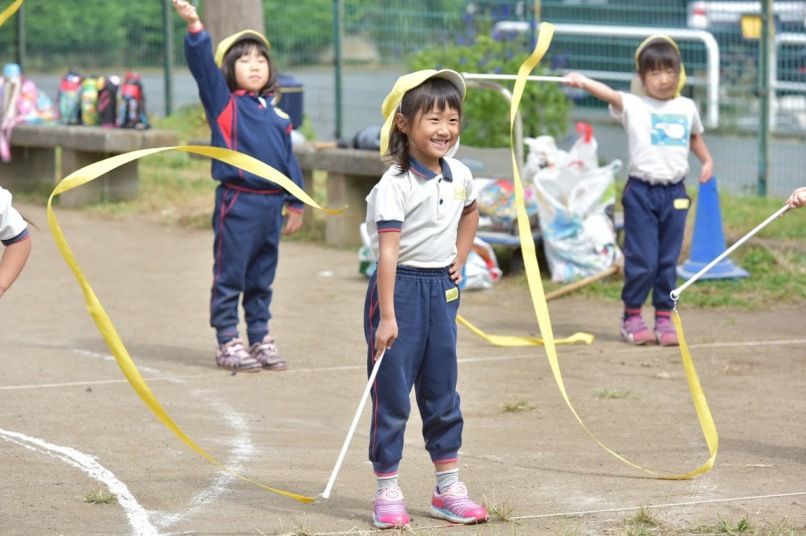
[0,428,161,536]
[1,392,258,536]
[2,344,262,536]
[3,337,805,392]
[511,490,806,520]
[3,339,804,533]
[149,391,256,531]
[281,491,806,536]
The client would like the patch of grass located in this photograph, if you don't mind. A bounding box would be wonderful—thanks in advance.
[486,495,515,522]
[596,388,632,400]
[500,399,535,413]
[83,489,117,504]
[618,506,670,536]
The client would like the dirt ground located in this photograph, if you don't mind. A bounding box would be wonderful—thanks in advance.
[1,201,804,536]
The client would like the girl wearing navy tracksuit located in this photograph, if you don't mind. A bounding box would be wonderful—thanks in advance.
[174,0,304,372]
[363,70,487,530]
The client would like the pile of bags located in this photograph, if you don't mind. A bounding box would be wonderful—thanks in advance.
[524,123,622,282]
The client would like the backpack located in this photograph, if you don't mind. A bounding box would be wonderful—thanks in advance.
[117,72,149,129]
[57,70,83,125]
[80,77,100,126]
[16,79,57,125]
[97,75,120,127]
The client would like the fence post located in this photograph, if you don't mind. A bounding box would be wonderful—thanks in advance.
[757,0,772,197]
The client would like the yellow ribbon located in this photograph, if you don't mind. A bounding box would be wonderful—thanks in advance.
[49,146,348,503]
[0,0,23,27]
[457,315,593,346]
[493,22,717,478]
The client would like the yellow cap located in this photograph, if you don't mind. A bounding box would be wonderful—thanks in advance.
[380,69,466,157]
[214,29,271,67]
[632,34,686,97]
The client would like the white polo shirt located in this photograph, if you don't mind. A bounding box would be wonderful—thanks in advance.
[610,92,704,184]
[366,156,477,268]
[0,187,29,245]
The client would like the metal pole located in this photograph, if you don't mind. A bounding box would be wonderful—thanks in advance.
[333,0,344,141]
[163,0,174,117]
[757,0,772,197]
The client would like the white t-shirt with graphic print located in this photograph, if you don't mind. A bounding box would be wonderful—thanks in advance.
[610,92,704,185]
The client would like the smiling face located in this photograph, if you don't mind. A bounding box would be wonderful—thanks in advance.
[233,45,270,94]
[396,104,460,172]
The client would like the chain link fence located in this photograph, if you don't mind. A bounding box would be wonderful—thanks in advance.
[2,0,804,196]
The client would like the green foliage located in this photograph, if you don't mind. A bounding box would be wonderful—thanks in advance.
[410,34,571,148]
[0,0,162,71]
[350,0,468,61]
[264,0,334,65]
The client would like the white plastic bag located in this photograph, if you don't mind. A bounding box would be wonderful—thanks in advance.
[527,123,622,282]
[460,237,503,290]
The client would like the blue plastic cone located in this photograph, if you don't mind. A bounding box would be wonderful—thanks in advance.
[677,177,749,281]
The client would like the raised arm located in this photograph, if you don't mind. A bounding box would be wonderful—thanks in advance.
[172,0,203,31]
[564,72,624,112]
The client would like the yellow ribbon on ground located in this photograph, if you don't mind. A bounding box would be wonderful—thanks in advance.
[457,315,593,346]
[498,22,718,478]
[0,0,23,28]
[49,146,348,503]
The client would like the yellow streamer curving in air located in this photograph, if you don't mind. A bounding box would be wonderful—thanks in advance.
[485,22,718,479]
[0,0,23,28]
[48,145,348,503]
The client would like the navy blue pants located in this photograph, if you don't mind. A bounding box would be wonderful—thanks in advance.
[210,184,285,346]
[621,178,690,313]
[363,266,463,475]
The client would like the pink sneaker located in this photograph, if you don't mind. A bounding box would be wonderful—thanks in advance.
[215,338,262,372]
[430,482,488,525]
[249,335,287,371]
[621,315,655,345]
[373,486,410,529]
[654,316,679,346]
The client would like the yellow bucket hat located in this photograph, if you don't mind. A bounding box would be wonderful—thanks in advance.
[631,34,686,97]
[379,69,466,157]
[214,29,271,67]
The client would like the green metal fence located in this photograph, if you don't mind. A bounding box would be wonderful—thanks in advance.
[1,0,804,196]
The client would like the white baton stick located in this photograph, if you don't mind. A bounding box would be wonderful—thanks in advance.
[461,72,570,83]
[321,349,385,499]
[671,204,790,301]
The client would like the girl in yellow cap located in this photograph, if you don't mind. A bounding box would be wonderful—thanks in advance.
[363,70,487,529]
[564,35,714,347]
[173,0,304,372]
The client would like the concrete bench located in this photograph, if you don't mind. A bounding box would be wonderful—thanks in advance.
[1,124,179,207]
[294,145,388,248]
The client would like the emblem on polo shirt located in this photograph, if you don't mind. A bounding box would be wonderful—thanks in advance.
[453,187,466,200]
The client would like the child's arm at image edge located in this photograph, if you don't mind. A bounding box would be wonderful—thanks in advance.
[0,237,31,298]
[786,187,806,209]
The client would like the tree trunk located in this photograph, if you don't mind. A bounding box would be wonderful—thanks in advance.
[202,0,265,50]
